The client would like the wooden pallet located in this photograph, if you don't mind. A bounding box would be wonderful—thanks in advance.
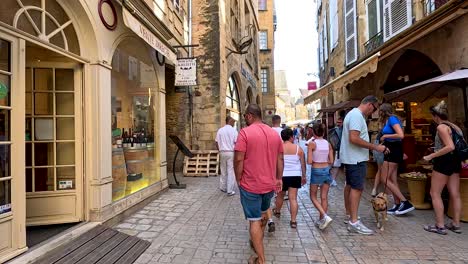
[183,150,219,177]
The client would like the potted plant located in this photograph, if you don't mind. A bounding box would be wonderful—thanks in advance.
[400,172,432,209]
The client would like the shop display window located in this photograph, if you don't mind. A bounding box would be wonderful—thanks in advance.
[111,39,160,202]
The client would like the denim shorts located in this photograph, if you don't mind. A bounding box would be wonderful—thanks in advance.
[344,162,367,190]
[310,167,332,185]
[239,187,274,221]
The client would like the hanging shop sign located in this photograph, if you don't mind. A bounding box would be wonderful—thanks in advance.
[122,8,177,63]
[308,81,317,90]
[175,58,197,86]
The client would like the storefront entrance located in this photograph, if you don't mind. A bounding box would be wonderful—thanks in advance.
[0,30,84,261]
[25,55,83,226]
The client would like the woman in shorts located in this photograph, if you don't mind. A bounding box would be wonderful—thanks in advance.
[377,103,415,216]
[308,123,334,230]
[423,101,462,235]
[274,128,306,228]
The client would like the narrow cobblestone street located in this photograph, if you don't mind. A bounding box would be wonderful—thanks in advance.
[115,174,468,264]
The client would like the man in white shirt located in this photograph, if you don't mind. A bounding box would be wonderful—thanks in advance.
[216,116,238,195]
[340,95,387,235]
[271,115,283,138]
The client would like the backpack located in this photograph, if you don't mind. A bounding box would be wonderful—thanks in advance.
[328,127,341,151]
[442,122,468,161]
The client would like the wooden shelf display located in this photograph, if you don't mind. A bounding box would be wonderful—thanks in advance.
[183,150,219,177]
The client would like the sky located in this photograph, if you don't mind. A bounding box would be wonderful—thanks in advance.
[274,0,318,97]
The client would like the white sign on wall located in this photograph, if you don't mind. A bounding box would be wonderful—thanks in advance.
[175,58,197,86]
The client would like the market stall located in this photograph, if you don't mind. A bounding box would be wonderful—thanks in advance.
[384,69,468,217]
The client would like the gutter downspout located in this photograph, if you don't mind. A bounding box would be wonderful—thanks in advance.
[188,0,194,148]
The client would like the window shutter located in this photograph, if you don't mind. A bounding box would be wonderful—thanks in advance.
[383,0,412,42]
[329,0,339,50]
[324,14,328,61]
[344,0,357,65]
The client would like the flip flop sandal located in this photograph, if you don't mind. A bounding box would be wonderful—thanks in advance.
[445,222,462,234]
[290,221,297,228]
[272,208,281,218]
[424,224,447,235]
[248,255,259,264]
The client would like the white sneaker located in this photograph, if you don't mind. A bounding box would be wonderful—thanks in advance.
[319,215,333,230]
[227,191,236,196]
[371,188,377,197]
[344,215,361,224]
[331,180,337,187]
[347,221,374,235]
[315,218,324,227]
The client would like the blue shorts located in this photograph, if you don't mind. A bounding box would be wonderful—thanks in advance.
[239,187,274,221]
[310,167,332,185]
[344,162,367,190]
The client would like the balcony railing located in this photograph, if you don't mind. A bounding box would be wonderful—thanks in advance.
[423,0,450,16]
[364,31,383,56]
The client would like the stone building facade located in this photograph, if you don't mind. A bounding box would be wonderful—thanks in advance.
[166,0,261,172]
[305,0,468,129]
[258,0,276,124]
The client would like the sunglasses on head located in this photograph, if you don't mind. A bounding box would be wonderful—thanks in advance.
[371,103,378,113]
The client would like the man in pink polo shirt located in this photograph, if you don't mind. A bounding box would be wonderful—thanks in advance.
[234,104,284,264]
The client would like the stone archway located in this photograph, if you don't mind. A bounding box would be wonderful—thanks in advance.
[383,49,442,93]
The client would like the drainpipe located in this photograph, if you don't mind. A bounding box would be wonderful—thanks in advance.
[188,0,194,148]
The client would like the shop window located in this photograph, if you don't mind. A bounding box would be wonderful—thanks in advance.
[111,38,160,202]
[226,76,240,129]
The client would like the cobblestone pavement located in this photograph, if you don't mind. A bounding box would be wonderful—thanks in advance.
[114,173,468,264]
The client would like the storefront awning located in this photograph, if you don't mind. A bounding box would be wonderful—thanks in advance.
[304,52,380,105]
[318,100,361,113]
[384,69,468,102]
[123,8,177,63]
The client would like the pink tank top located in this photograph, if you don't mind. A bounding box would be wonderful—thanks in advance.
[312,139,329,163]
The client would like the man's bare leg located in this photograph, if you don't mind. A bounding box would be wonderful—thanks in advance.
[344,184,351,217]
[250,213,267,264]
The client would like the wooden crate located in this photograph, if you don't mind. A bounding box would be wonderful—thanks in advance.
[183,150,219,177]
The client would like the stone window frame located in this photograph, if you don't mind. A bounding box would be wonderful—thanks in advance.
[259,30,268,50]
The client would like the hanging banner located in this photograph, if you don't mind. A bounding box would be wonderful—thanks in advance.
[308,81,317,90]
[175,58,197,86]
[122,8,177,63]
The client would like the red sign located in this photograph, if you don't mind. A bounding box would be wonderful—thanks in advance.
[308,82,317,90]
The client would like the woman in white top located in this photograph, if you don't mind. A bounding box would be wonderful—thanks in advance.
[273,128,306,228]
[308,123,334,230]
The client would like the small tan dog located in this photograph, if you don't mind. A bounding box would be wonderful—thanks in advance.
[371,192,388,231]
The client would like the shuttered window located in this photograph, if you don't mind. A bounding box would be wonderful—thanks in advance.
[383,0,412,42]
[344,0,357,65]
[329,0,339,50]
[366,0,381,39]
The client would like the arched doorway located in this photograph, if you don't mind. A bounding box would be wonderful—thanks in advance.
[383,49,442,93]
[226,75,240,128]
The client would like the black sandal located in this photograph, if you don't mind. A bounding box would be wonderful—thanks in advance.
[445,222,462,234]
[290,221,297,228]
[424,224,447,235]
